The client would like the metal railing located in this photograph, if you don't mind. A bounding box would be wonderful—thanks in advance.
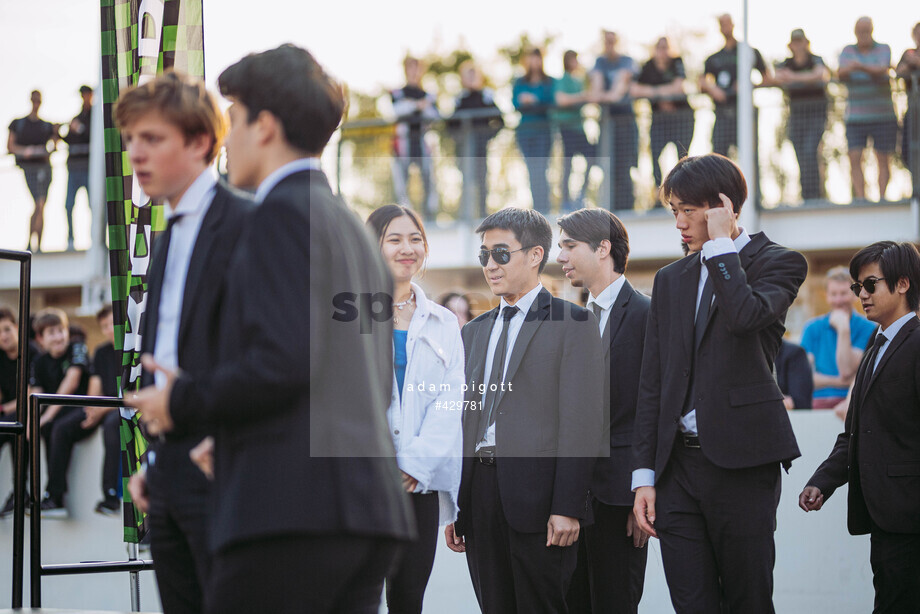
[0,248,30,608]
[334,84,920,220]
[24,393,153,608]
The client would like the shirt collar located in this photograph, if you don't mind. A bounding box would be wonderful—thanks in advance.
[254,157,322,203]
[587,275,627,312]
[165,166,218,218]
[878,311,917,342]
[499,283,543,318]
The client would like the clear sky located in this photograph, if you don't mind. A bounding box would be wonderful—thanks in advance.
[0,0,916,250]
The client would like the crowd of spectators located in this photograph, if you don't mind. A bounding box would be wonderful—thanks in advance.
[378,16,920,216]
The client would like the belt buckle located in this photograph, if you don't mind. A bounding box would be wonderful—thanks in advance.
[477,447,496,465]
[683,435,701,449]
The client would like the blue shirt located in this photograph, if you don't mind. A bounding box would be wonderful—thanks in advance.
[801,311,875,398]
[512,76,556,125]
[592,54,639,114]
[393,329,409,401]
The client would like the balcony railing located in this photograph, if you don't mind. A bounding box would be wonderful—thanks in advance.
[333,82,920,223]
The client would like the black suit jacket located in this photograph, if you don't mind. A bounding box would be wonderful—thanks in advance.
[808,316,920,535]
[633,232,807,476]
[592,280,651,507]
[141,181,253,465]
[775,339,813,410]
[455,288,604,535]
[170,169,415,552]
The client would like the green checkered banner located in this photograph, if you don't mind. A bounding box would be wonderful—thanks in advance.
[100,0,204,543]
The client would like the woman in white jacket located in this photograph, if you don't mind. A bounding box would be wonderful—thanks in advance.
[366,205,465,614]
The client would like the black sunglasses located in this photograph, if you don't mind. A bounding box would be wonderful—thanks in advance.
[478,246,534,266]
[850,277,886,296]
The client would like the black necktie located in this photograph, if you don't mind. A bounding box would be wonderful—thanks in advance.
[695,275,714,349]
[145,214,185,358]
[591,302,603,321]
[858,333,887,396]
[478,305,519,442]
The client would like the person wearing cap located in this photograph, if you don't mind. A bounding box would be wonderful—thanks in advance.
[60,85,93,250]
[839,17,897,201]
[774,29,830,201]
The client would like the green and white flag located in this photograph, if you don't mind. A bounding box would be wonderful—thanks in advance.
[100,0,204,543]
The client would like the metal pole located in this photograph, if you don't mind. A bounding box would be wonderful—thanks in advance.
[737,0,760,231]
[128,542,141,611]
[29,394,42,607]
[12,252,30,608]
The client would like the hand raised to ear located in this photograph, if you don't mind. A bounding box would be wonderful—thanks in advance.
[704,192,738,241]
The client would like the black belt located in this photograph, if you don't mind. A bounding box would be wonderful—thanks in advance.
[475,447,496,465]
[681,434,701,449]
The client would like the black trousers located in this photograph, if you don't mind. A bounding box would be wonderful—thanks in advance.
[869,524,920,613]
[206,533,402,614]
[100,409,121,496]
[566,501,648,613]
[655,439,780,614]
[465,460,578,614]
[386,491,439,614]
[40,406,96,501]
[148,445,212,614]
[650,110,695,187]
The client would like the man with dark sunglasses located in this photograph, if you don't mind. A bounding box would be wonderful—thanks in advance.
[800,241,920,613]
[445,207,604,614]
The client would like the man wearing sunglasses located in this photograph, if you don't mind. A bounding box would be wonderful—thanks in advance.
[632,154,807,613]
[445,207,604,614]
[800,241,920,613]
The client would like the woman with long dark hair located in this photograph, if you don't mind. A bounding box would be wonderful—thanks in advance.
[366,204,464,614]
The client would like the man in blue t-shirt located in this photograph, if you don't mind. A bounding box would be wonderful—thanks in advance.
[800,266,876,410]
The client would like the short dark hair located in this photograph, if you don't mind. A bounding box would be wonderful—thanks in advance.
[476,208,552,273]
[849,241,920,311]
[79,85,93,95]
[440,292,474,321]
[660,154,747,214]
[0,305,16,326]
[557,208,629,274]
[33,308,68,337]
[218,44,345,155]
[96,303,113,321]
[365,205,429,254]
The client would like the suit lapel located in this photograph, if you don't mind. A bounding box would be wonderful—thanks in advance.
[176,188,223,349]
[865,317,919,397]
[466,309,497,397]
[493,288,550,411]
[604,279,634,358]
[143,230,170,355]
[678,258,699,359]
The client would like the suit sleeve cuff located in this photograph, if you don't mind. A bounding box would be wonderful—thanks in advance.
[702,237,737,260]
[631,468,655,491]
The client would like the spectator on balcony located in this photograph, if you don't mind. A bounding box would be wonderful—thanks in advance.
[774,29,830,201]
[512,48,555,214]
[391,56,439,220]
[801,266,876,410]
[60,85,93,251]
[450,60,504,219]
[633,36,695,189]
[590,30,639,211]
[554,50,597,211]
[839,17,897,202]
[896,22,920,178]
[0,305,36,517]
[7,90,60,253]
[699,14,769,158]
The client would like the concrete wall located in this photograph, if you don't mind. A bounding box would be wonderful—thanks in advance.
[0,412,873,612]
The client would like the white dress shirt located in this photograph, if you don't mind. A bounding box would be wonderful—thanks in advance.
[152,167,217,389]
[631,228,751,491]
[477,283,543,450]
[254,157,322,203]
[586,274,628,335]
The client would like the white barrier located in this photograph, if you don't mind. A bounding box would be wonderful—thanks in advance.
[0,412,872,613]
